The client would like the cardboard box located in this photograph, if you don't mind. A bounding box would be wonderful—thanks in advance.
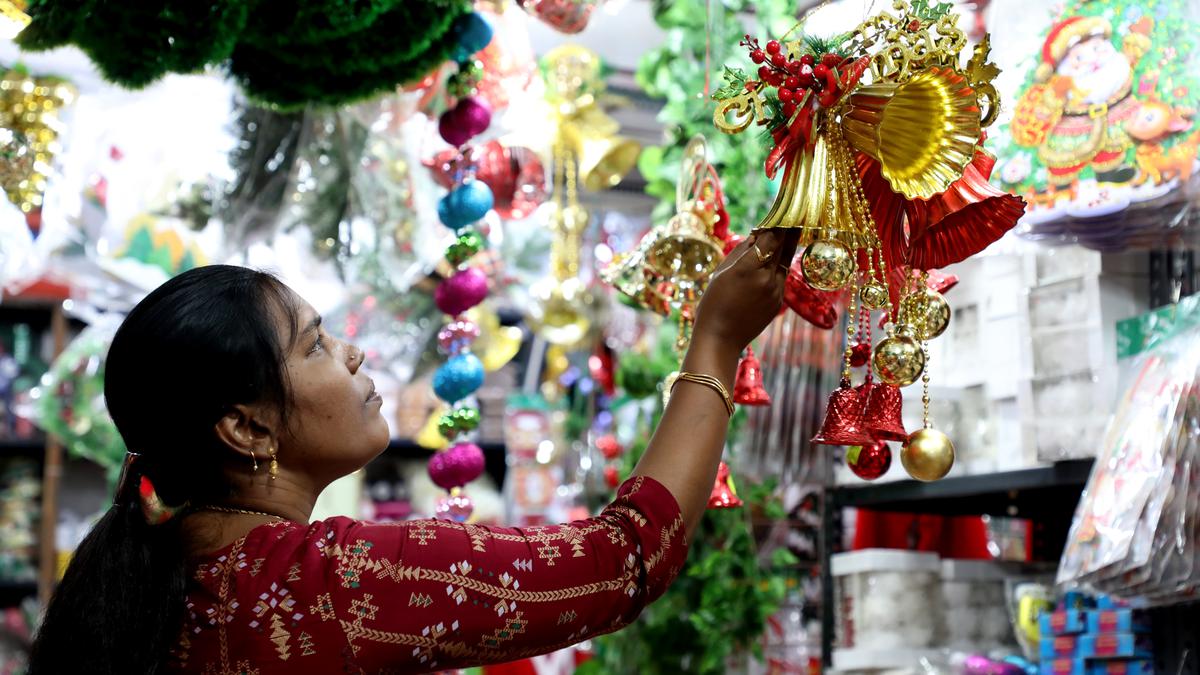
[1040,609,1088,636]
[1077,633,1153,659]
[1086,609,1150,635]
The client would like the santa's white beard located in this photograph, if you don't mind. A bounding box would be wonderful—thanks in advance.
[1061,55,1132,105]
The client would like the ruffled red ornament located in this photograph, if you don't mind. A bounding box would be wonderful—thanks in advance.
[849,342,871,368]
[733,347,771,406]
[784,264,837,329]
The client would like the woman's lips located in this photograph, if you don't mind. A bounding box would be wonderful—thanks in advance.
[366,378,381,403]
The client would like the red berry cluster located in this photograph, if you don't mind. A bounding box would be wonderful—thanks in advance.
[740,34,846,117]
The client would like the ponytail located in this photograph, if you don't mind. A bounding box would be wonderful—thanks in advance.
[29,500,187,674]
[27,265,299,674]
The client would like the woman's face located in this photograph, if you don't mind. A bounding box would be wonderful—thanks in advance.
[275,295,390,484]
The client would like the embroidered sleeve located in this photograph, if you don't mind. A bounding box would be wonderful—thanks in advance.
[321,476,687,673]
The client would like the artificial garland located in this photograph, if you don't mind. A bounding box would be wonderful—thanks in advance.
[16,0,471,109]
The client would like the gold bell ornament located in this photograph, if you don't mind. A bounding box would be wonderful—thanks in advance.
[645,136,726,284]
[542,44,640,191]
[527,195,594,347]
[600,236,671,317]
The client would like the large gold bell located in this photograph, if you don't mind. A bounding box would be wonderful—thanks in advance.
[646,211,724,283]
[576,133,640,191]
[843,67,982,199]
[754,134,831,233]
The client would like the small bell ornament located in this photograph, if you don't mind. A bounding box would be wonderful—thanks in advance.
[847,440,892,481]
[733,347,771,406]
[812,385,874,446]
[707,461,743,509]
[859,382,907,442]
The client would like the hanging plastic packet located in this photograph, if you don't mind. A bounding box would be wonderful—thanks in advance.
[1058,295,1200,590]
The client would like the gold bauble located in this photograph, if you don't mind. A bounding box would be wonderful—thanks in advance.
[900,287,951,340]
[872,331,925,386]
[900,428,955,481]
[527,277,592,347]
[859,280,891,310]
[800,240,855,291]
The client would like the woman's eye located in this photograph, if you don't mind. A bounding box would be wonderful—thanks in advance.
[310,334,324,355]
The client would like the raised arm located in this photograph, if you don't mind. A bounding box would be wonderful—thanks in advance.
[633,229,799,538]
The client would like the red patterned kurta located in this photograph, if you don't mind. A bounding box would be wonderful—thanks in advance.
[171,476,687,674]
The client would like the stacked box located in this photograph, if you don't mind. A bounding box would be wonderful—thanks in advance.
[1037,595,1153,675]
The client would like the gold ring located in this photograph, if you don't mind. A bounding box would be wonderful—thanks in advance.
[753,243,772,264]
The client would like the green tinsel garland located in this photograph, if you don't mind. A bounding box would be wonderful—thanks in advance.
[17,0,470,107]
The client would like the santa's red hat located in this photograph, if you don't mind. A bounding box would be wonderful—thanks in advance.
[1035,15,1112,81]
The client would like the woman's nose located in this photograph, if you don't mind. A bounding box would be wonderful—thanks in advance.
[347,343,365,373]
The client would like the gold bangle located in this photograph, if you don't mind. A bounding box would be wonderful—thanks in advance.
[672,371,735,417]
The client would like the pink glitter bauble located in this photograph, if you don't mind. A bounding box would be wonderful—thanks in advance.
[439,109,474,147]
[435,267,489,316]
[428,442,486,490]
[456,97,493,136]
[434,493,475,522]
[438,319,481,355]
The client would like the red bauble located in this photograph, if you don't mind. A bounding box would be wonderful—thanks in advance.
[812,64,829,79]
[784,75,800,89]
[799,54,814,66]
[786,60,803,74]
[849,342,870,367]
[847,440,891,481]
[750,49,766,64]
[765,40,781,55]
[758,65,772,81]
[596,434,623,461]
[771,53,788,68]
[604,465,620,489]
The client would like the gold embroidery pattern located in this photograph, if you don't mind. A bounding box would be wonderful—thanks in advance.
[310,593,336,622]
[372,565,627,603]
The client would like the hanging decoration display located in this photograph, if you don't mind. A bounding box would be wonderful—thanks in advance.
[525,44,640,348]
[990,0,1200,250]
[16,0,475,109]
[713,0,1027,482]
[425,11,499,523]
[0,65,75,238]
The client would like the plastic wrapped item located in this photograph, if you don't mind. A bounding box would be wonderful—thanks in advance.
[1058,293,1200,604]
[832,549,942,656]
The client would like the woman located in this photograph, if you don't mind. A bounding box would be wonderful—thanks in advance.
[30,230,799,674]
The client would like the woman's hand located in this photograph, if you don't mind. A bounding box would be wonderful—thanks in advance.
[690,229,802,360]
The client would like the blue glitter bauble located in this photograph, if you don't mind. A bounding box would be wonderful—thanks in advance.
[433,353,485,404]
[437,181,494,230]
[451,12,494,62]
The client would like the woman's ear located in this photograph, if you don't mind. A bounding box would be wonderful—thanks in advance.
[214,404,276,461]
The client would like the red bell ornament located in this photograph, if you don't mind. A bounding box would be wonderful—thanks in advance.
[733,347,771,406]
[707,461,744,509]
[812,385,874,446]
[859,382,907,442]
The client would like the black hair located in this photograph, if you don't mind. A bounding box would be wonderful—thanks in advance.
[29,265,299,675]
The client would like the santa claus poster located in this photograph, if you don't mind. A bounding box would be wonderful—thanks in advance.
[988,0,1200,246]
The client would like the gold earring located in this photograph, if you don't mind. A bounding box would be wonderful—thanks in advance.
[269,448,278,480]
